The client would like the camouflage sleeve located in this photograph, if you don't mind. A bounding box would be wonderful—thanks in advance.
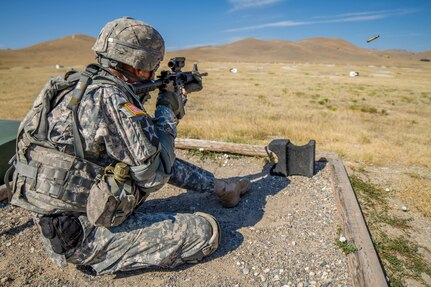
[154,105,178,138]
[97,86,160,166]
[152,105,178,176]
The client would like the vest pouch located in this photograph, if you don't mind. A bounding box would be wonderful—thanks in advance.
[87,165,137,227]
[11,145,104,214]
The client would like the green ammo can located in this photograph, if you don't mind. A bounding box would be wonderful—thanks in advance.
[0,120,20,185]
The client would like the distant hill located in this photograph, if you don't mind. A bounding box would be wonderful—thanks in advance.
[0,34,96,68]
[417,50,431,60]
[0,35,429,68]
[169,37,428,64]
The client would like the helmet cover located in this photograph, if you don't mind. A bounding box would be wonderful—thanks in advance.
[93,16,165,71]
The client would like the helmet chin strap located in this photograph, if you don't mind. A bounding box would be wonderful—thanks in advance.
[97,55,143,83]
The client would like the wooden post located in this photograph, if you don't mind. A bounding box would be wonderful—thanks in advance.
[175,138,270,157]
[175,138,337,161]
[330,158,388,286]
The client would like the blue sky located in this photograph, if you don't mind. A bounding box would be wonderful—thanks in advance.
[1,0,430,52]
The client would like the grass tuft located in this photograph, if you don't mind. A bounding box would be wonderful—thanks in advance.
[318,98,329,105]
[336,240,359,255]
[350,175,386,205]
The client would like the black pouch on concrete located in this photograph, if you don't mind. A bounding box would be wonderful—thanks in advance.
[39,214,83,255]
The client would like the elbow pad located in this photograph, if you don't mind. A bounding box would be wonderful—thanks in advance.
[155,126,175,175]
[153,105,177,174]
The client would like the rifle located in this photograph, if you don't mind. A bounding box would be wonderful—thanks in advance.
[132,57,208,118]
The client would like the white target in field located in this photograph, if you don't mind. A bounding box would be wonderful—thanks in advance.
[349,71,359,77]
[229,68,238,73]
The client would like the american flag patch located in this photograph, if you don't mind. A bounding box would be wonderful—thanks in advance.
[123,103,147,116]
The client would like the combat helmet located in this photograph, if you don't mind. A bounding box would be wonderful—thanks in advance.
[92,17,165,71]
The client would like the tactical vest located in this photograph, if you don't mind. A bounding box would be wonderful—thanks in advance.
[9,64,141,215]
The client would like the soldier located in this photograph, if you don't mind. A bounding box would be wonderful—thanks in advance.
[8,17,249,275]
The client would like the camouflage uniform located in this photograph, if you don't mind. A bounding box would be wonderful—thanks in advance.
[169,158,215,193]
[10,17,219,275]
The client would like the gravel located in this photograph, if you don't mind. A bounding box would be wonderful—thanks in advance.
[0,150,351,286]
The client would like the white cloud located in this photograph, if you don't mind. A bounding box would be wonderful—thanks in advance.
[226,20,307,32]
[226,8,417,32]
[228,0,283,12]
[311,8,416,20]
[320,15,387,23]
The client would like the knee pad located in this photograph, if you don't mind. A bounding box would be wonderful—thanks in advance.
[183,212,221,263]
[195,212,220,257]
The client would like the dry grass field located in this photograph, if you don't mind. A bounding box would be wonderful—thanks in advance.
[176,61,431,217]
[0,36,430,285]
[1,61,430,221]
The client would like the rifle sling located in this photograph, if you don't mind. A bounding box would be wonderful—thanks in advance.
[67,65,99,159]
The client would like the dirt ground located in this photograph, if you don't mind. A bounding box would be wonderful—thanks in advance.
[0,150,352,287]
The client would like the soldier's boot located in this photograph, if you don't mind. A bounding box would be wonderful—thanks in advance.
[214,179,251,208]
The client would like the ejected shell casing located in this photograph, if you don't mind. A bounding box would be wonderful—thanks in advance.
[367,35,380,43]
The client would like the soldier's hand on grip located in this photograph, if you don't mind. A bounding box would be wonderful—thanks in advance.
[156,89,185,119]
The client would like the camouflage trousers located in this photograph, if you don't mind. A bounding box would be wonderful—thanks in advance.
[66,211,218,275]
[39,158,219,275]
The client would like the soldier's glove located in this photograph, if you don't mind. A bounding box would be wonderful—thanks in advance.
[39,214,83,255]
[156,89,186,119]
[184,71,203,93]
